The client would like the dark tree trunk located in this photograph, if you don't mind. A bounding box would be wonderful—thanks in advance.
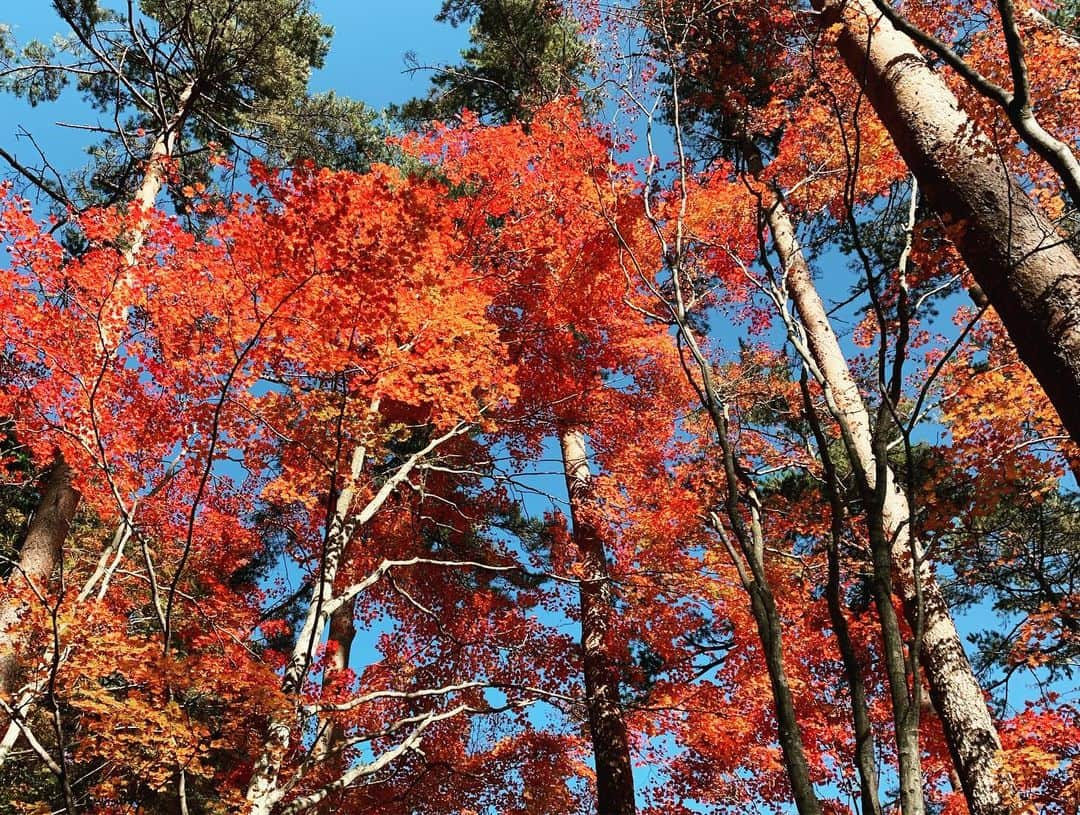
[559,427,637,815]
[802,379,883,815]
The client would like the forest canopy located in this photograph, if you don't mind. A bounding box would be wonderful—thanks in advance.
[0,1,1078,814]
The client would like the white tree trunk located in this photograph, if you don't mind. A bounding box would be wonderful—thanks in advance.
[244,422,465,814]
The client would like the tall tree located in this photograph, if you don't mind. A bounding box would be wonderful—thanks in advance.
[0,0,354,720]
[1,0,334,214]
[815,0,1080,456]
[428,103,654,814]
[407,7,637,809]
[631,3,1040,810]
[394,0,590,126]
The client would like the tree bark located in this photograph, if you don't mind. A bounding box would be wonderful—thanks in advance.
[311,594,357,764]
[866,487,926,815]
[0,455,79,701]
[706,407,824,815]
[767,195,1017,815]
[123,79,197,264]
[559,427,637,815]
[311,400,379,767]
[862,0,1080,208]
[817,0,1080,450]
[802,379,883,815]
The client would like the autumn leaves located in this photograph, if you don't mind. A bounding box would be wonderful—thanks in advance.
[1,0,1080,813]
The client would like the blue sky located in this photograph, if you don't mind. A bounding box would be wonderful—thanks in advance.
[0,1,467,180]
[4,0,468,105]
[311,2,466,107]
[0,4,1071,810]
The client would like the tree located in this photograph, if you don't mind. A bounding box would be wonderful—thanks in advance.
[2,2,1080,812]
[394,0,591,126]
[0,0,381,737]
[814,0,1080,457]
[0,0,331,214]
[625,2,1080,810]
[0,159,576,814]
[426,102,663,815]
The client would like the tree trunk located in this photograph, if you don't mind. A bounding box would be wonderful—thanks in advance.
[0,455,79,703]
[803,378,883,815]
[123,79,197,264]
[311,594,357,764]
[706,406,825,815]
[745,576,825,815]
[768,195,1017,815]
[559,427,637,815]
[825,535,884,815]
[311,401,379,766]
[867,491,926,815]
[246,447,361,815]
[668,291,825,815]
[817,0,1080,450]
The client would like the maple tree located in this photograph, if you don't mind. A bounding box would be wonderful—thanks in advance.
[421,101,664,815]
[1,1,1079,814]
[0,0,367,716]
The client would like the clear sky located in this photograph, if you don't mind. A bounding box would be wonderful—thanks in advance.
[311,1,467,108]
[0,1,467,181]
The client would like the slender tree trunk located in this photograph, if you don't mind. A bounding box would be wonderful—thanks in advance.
[767,196,1017,815]
[825,532,885,815]
[708,410,824,815]
[667,291,825,815]
[744,575,825,815]
[802,379,883,815]
[816,0,1080,450]
[0,456,79,701]
[559,427,636,815]
[715,500,824,815]
[867,493,926,815]
[311,400,378,766]
[311,594,357,764]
